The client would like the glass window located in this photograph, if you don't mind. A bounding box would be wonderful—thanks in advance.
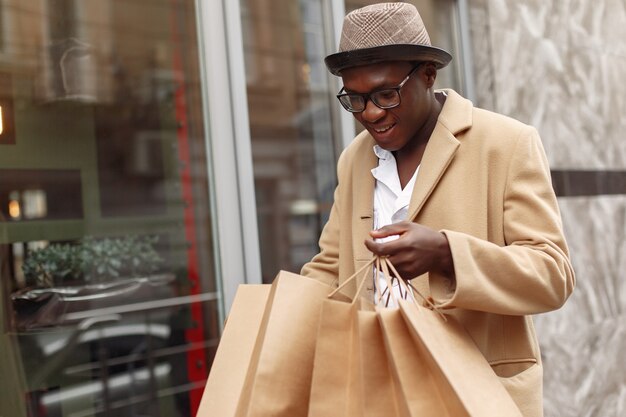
[241,0,341,282]
[0,1,218,416]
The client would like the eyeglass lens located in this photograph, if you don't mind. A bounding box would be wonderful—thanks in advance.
[339,89,400,112]
[337,64,422,113]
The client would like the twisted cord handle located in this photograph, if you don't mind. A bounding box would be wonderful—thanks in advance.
[327,255,447,320]
[327,257,377,303]
[381,256,447,320]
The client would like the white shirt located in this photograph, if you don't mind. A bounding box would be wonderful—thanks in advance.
[371,145,419,306]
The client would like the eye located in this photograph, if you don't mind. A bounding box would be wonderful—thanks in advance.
[377,90,396,100]
[373,89,398,105]
[338,94,364,111]
[347,95,364,108]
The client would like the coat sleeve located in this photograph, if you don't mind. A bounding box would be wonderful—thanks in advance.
[299,151,346,287]
[429,126,575,315]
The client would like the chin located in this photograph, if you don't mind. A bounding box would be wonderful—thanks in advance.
[376,143,400,152]
[372,137,404,152]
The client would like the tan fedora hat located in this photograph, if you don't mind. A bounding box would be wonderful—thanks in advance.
[325,2,452,76]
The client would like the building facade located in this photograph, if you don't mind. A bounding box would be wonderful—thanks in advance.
[0,0,622,416]
[468,1,625,416]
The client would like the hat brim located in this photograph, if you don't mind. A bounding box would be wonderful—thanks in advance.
[324,44,452,76]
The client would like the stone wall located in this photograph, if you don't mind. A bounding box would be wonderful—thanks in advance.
[467,1,626,416]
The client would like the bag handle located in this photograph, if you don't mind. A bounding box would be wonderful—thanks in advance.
[378,257,446,320]
[327,256,376,304]
[377,255,408,306]
[327,255,446,319]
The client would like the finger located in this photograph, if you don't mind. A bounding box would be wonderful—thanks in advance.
[364,237,405,257]
[364,239,394,256]
[369,222,411,238]
[364,239,382,255]
[386,251,406,268]
[387,251,411,270]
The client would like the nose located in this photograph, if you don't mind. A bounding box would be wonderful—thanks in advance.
[360,99,385,123]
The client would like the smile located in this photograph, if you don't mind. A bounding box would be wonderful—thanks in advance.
[374,124,395,133]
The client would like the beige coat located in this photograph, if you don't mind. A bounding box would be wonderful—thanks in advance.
[301,89,575,417]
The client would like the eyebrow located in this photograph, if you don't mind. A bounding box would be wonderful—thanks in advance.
[343,82,397,94]
[342,72,411,94]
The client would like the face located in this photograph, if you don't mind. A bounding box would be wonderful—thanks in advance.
[340,61,436,152]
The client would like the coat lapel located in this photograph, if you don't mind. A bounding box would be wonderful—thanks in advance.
[407,127,459,220]
[407,90,473,221]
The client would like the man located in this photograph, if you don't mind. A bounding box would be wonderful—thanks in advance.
[301,3,575,416]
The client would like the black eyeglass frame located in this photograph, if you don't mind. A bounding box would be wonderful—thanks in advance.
[336,65,422,113]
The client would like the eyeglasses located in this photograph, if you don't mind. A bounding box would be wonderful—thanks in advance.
[336,65,421,113]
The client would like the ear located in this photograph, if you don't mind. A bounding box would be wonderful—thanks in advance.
[422,63,437,88]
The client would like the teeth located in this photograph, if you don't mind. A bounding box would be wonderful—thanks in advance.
[374,125,393,133]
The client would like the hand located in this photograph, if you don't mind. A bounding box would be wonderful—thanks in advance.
[364,221,454,280]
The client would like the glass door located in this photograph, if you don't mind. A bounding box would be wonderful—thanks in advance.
[0,1,219,416]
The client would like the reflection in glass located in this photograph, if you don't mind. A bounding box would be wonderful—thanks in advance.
[0,73,16,144]
[0,1,218,416]
[241,0,340,282]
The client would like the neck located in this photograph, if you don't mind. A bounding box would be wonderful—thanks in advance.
[394,94,442,183]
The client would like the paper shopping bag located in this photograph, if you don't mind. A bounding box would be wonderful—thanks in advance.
[197,284,271,417]
[235,270,331,417]
[308,258,403,417]
[378,307,454,416]
[374,257,522,417]
[357,308,405,417]
[397,299,523,417]
[307,297,364,417]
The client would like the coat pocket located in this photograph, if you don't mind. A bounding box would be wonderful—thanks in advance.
[491,358,537,378]
[494,360,543,417]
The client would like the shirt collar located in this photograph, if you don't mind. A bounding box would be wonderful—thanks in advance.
[373,144,392,160]
[371,145,401,195]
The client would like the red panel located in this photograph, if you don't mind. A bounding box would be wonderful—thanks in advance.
[169,1,207,414]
